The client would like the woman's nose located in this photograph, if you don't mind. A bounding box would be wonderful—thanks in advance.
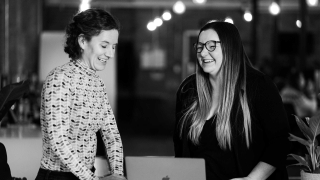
[105,47,115,58]
[200,47,208,57]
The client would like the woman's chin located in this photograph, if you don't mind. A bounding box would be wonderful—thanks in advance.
[93,61,107,71]
[94,64,106,71]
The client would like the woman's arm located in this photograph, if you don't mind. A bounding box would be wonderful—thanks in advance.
[173,86,184,157]
[100,89,124,176]
[173,74,196,157]
[231,162,275,180]
[248,74,290,178]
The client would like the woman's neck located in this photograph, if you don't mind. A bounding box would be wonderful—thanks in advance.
[77,59,89,68]
[209,75,220,91]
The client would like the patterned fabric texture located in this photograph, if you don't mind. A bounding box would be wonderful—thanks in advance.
[39,61,124,180]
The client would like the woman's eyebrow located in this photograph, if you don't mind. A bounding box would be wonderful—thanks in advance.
[101,41,118,45]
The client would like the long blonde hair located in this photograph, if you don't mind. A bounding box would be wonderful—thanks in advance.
[180,21,253,150]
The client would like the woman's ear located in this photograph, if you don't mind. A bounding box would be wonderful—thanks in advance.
[78,34,86,50]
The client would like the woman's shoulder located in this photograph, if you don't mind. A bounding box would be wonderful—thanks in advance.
[246,67,282,103]
[246,67,282,100]
[177,74,196,95]
[46,62,76,79]
[176,74,197,104]
[247,66,276,89]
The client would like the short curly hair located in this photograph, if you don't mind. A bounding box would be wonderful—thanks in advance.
[64,8,120,61]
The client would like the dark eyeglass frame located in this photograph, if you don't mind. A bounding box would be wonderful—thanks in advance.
[193,40,221,53]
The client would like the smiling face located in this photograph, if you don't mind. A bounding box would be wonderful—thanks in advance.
[197,29,223,77]
[79,29,119,71]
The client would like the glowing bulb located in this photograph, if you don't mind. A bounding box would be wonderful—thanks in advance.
[243,10,252,22]
[307,0,318,6]
[193,0,207,4]
[79,3,90,12]
[81,0,91,4]
[225,17,234,24]
[147,21,157,31]
[269,2,280,15]
[296,20,302,28]
[154,17,163,27]
[173,1,186,14]
[162,11,172,21]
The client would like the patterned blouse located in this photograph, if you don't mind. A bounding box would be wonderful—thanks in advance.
[39,61,124,180]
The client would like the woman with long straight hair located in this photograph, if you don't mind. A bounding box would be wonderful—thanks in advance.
[174,20,290,180]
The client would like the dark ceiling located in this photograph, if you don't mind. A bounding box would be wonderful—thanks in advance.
[45,0,315,11]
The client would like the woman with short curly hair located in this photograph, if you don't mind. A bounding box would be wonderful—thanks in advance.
[35,9,125,180]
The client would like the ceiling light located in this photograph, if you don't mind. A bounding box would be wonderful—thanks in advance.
[296,20,302,28]
[173,1,186,14]
[79,3,90,12]
[154,17,163,27]
[269,2,280,16]
[193,0,207,4]
[162,11,172,21]
[243,10,252,22]
[225,17,234,24]
[307,0,318,6]
[147,21,157,31]
[81,0,91,3]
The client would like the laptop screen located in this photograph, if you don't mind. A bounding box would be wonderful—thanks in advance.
[125,156,206,180]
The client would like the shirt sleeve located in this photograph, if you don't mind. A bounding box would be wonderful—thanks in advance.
[41,70,99,180]
[254,75,291,168]
[100,88,124,176]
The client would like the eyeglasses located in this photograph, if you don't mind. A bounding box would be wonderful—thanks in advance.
[193,40,221,53]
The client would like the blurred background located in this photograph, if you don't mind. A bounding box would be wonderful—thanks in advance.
[0,0,320,179]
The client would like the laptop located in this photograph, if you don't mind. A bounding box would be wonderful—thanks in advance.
[125,156,206,180]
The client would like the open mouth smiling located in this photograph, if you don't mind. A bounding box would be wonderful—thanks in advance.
[98,58,108,62]
[202,59,215,63]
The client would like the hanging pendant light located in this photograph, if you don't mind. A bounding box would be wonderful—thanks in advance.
[269,2,280,16]
[173,1,186,14]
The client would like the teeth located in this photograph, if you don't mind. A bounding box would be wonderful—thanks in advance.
[99,58,107,62]
[203,59,214,63]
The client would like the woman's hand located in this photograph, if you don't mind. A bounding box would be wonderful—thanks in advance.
[99,174,127,180]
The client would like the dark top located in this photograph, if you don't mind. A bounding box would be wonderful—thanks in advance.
[174,67,291,180]
[0,142,12,180]
[189,116,238,180]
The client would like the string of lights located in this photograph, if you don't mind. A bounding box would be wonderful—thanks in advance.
[76,0,319,31]
[145,0,318,31]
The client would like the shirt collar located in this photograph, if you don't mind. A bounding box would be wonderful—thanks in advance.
[73,60,98,78]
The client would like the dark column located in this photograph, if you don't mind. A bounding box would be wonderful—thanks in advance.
[272,0,280,70]
[3,0,41,83]
[0,0,4,85]
[0,0,10,88]
[251,0,258,65]
[299,0,307,71]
